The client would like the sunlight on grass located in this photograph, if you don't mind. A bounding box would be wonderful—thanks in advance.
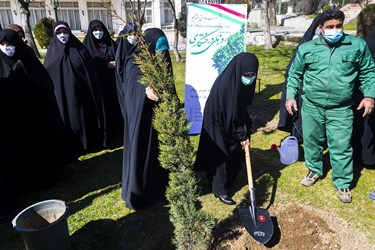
[4,44,372,249]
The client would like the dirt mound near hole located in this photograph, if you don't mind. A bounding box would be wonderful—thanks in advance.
[214,203,374,250]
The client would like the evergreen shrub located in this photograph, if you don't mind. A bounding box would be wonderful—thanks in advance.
[34,17,55,49]
[136,34,215,250]
[178,4,187,38]
[356,4,375,38]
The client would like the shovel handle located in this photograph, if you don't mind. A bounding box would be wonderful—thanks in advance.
[245,144,254,189]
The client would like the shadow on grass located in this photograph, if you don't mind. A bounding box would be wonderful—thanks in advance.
[70,203,173,250]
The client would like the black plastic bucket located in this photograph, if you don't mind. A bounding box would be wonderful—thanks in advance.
[12,199,70,250]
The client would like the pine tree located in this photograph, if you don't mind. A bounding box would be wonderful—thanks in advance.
[135,38,215,250]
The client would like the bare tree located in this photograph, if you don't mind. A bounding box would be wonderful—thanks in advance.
[102,0,182,62]
[166,0,182,62]
[101,0,146,33]
[268,0,277,26]
[261,0,273,49]
[14,0,41,58]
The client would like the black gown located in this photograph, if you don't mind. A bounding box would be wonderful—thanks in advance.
[116,28,171,210]
[277,14,322,143]
[83,20,123,148]
[0,30,70,218]
[352,26,375,166]
[44,21,105,157]
[195,52,259,197]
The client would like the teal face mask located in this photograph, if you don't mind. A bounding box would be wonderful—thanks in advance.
[241,74,256,85]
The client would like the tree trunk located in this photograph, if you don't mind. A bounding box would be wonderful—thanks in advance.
[172,18,181,62]
[17,0,41,58]
[261,0,273,49]
[167,0,181,62]
[269,0,277,26]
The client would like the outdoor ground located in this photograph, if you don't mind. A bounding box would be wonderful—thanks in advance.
[213,203,374,250]
[1,45,374,250]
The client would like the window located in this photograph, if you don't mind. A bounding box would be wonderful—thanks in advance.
[0,1,13,28]
[124,0,152,24]
[87,2,113,30]
[163,1,172,24]
[57,2,81,30]
[29,2,47,29]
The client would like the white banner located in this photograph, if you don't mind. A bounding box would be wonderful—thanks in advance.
[184,4,247,134]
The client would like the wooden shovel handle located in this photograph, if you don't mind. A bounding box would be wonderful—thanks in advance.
[245,144,254,189]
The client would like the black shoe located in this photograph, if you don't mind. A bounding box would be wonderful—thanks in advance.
[215,194,236,205]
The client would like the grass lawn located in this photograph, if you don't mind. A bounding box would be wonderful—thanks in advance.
[1,44,374,249]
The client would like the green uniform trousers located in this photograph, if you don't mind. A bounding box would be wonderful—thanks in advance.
[301,97,353,188]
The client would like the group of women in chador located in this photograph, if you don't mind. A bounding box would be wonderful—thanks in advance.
[0,20,127,221]
[0,29,71,221]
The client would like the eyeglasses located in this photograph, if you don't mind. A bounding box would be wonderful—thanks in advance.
[322,24,343,29]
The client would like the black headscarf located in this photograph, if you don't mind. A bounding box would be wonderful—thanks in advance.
[144,28,173,74]
[117,27,172,210]
[44,21,105,155]
[83,20,122,147]
[277,14,322,142]
[0,30,71,214]
[197,52,258,158]
[83,20,117,62]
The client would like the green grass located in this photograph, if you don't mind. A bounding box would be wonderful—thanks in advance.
[1,45,374,249]
[344,18,357,31]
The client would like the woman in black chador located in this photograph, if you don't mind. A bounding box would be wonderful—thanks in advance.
[44,21,105,157]
[116,28,172,210]
[195,52,259,205]
[352,25,375,166]
[0,29,69,222]
[83,20,123,148]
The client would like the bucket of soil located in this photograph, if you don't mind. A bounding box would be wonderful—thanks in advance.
[12,199,70,250]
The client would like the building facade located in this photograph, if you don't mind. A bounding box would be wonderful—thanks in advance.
[1,0,182,32]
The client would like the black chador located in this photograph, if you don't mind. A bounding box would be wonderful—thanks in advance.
[116,28,172,210]
[83,20,123,148]
[195,52,259,201]
[352,26,375,166]
[44,21,105,156]
[0,29,70,220]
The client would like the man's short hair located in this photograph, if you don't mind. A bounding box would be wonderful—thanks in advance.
[319,9,345,26]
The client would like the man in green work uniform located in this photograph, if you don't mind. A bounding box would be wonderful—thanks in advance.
[285,9,375,203]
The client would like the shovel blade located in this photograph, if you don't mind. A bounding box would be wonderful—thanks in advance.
[238,207,274,244]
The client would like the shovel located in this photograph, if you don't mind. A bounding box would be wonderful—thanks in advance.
[238,144,274,244]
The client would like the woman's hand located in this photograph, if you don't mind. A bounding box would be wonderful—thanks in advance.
[240,139,250,150]
[145,87,159,101]
[107,61,116,69]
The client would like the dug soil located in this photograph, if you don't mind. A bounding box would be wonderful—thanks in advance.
[212,203,374,250]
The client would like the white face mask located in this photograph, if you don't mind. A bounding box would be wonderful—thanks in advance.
[93,30,104,40]
[0,44,16,57]
[127,35,137,45]
[56,33,69,44]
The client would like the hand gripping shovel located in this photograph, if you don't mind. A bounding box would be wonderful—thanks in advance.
[238,144,274,244]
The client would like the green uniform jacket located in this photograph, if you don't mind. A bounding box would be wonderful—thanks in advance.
[286,34,375,108]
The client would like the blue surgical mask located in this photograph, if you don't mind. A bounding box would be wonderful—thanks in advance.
[241,75,256,85]
[322,29,343,43]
